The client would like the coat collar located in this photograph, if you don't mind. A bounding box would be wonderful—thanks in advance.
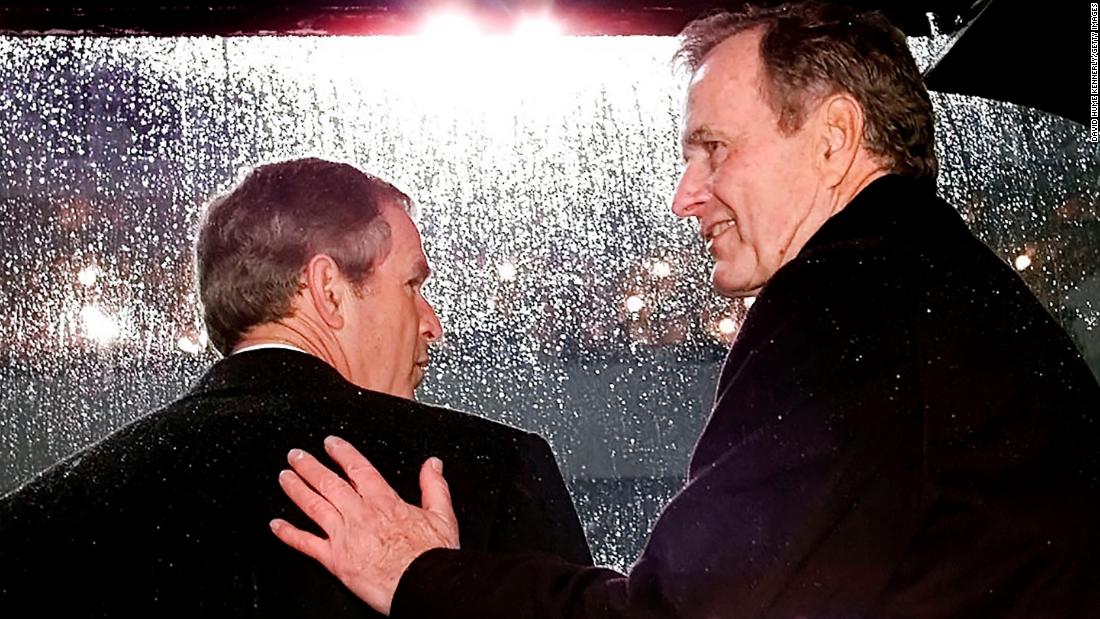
[796,173,945,260]
[188,347,352,396]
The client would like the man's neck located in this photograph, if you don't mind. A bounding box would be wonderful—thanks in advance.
[831,162,889,216]
[232,323,329,363]
[777,161,889,277]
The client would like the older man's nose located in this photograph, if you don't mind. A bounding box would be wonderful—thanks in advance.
[671,165,708,218]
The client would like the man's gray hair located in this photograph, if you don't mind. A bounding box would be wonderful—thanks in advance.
[676,1,938,182]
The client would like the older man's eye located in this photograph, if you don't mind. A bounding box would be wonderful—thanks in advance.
[705,142,730,168]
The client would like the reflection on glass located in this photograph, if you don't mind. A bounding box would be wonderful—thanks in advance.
[0,35,1096,570]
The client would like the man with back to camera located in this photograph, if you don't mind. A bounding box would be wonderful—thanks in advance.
[270,3,1100,617]
[0,157,591,616]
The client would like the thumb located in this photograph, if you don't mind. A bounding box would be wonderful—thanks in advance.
[419,457,459,545]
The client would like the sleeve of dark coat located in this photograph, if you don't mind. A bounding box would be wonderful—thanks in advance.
[389,253,931,619]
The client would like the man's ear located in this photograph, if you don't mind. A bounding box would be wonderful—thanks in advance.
[815,93,865,187]
[304,254,346,330]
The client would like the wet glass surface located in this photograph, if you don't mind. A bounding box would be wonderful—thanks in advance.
[1,35,1096,570]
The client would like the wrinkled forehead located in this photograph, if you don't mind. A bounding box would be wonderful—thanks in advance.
[680,64,711,129]
[687,57,715,93]
[691,30,764,90]
[683,31,771,115]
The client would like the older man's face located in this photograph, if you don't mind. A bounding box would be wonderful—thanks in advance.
[672,29,828,297]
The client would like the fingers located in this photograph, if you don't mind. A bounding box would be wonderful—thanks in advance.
[418,457,451,513]
[273,442,460,614]
[278,469,343,533]
[323,436,399,502]
[419,457,459,546]
[269,518,332,570]
[287,447,361,508]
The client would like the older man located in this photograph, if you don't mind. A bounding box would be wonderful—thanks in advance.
[0,158,590,616]
[272,3,1100,618]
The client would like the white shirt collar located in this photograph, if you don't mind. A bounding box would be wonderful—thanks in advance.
[232,342,310,356]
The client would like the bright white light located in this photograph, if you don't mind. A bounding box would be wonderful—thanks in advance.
[625,294,645,313]
[420,12,481,38]
[515,16,562,38]
[744,296,756,309]
[651,260,671,278]
[1014,254,1032,271]
[718,317,738,335]
[497,261,518,282]
[77,264,100,287]
[177,336,201,355]
[80,305,120,345]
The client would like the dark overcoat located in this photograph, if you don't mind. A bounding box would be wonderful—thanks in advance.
[391,175,1100,618]
[0,348,592,617]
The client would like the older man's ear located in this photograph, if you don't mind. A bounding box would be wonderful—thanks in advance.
[816,93,866,188]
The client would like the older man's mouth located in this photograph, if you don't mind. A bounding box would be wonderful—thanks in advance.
[704,219,736,251]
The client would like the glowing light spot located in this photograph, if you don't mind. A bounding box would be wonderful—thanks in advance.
[625,295,645,313]
[497,261,517,282]
[80,305,120,345]
[650,260,671,278]
[77,264,100,287]
[1014,254,1032,271]
[420,12,481,38]
[718,317,737,335]
[514,16,562,38]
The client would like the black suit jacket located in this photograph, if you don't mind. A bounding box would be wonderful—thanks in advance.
[0,348,591,617]
[390,175,1100,618]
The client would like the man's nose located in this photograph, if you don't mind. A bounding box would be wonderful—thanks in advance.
[420,297,443,343]
[671,163,709,219]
